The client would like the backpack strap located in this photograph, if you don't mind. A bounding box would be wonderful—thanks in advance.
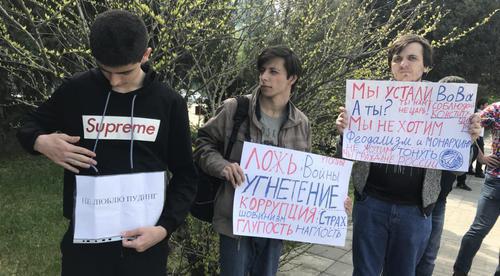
[224,96,250,159]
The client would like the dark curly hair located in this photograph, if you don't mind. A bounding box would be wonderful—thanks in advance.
[90,10,148,66]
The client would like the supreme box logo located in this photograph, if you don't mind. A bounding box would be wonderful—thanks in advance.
[82,116,160,142]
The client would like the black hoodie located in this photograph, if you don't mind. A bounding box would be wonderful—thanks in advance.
[17,65,197,236]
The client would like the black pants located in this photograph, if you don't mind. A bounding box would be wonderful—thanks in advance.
[60,226,168,276]
[469,136,484,173]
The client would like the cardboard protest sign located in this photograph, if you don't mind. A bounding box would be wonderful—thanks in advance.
[343,80,477,171]
[233,142,353,246]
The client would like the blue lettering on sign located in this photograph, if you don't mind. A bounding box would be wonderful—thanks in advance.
[438,149,463,170]
[436,85,472,102]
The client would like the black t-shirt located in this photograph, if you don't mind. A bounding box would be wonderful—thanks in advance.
[364,163,425,205]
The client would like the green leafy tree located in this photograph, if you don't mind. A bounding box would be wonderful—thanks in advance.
[238,0,448,154]
[428,0,500,101]
[1,0,498,274]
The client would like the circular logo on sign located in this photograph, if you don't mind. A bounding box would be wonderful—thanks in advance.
[439,149,463,170]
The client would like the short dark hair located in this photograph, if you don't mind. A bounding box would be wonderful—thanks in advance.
[439,76,466,83]
[90,10,148,66]
[257,46,302,91]
[387,34,433,69]
[476,97,488,109]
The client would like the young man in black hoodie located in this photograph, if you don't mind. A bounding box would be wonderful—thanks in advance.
[16,10,197,276]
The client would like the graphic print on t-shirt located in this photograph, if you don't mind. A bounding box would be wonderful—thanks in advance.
[82,115,160,142]
[260,112,285,146]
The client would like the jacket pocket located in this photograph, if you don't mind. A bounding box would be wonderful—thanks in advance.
[215,182,235,221]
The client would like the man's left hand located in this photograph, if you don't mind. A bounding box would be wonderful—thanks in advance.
[344,196,353,215]
[122,226,167,252]
[468,113,481,141]
[479,154,500,169]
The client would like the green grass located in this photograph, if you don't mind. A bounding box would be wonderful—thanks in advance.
[0,153,67,276]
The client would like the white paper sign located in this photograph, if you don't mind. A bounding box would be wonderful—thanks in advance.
[343,80,477,171]
[74,171,165,243]
[233,142,353,246]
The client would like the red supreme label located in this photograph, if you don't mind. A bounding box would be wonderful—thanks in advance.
[82,116,160,142]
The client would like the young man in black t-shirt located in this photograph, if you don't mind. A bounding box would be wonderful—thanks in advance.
[335,35,481,276]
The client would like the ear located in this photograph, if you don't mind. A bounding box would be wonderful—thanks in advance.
[424,67,431,73]
[141,47,153,63]
[289,75,298,85]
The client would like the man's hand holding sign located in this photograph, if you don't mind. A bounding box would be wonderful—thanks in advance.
[122,226,167,252]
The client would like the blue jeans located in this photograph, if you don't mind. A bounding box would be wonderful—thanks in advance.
[416,198,446,276]
[219,234,283,276]
[454,175,500,274]
[352,195,432,276]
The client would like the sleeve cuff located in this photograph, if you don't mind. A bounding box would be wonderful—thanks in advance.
[157,218,177,238]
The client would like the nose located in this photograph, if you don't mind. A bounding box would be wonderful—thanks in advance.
[400,58,409,68]
[108,73,121,86]
[260,71,269,82]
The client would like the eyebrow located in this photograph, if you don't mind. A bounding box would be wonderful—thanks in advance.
[261,66,280,71]
[393,54,419,59]
[99,66,135,75]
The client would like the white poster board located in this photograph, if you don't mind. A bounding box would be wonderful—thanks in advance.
[74,171,165,243]
[343,80,477,171]
[233,142,353,246]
